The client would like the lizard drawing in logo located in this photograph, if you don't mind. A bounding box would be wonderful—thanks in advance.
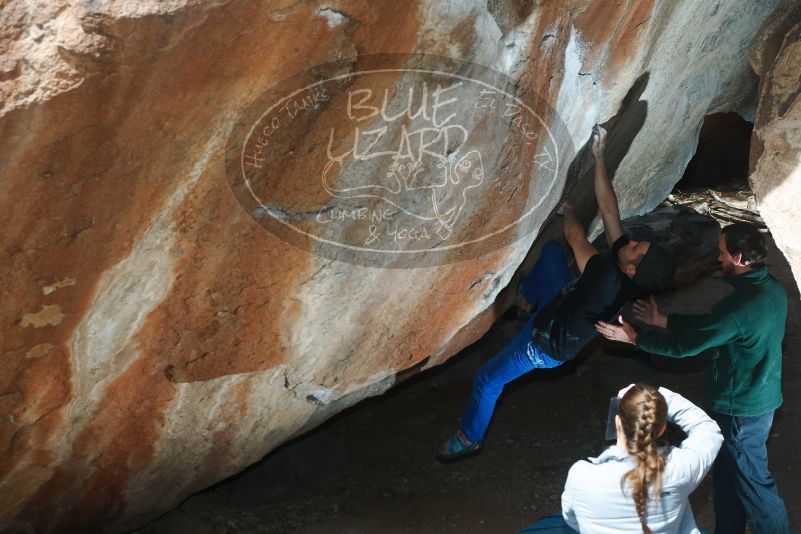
[321,147,485,241]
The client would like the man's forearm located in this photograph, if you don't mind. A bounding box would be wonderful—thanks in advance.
[594,157,619,215]
[589,126,624,245]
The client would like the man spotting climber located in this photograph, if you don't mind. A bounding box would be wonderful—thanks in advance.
[595,222,790,533]
[437,125,674,462]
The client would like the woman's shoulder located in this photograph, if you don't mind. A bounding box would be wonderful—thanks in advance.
[565,458,602,485]
[566,448,634,482]
[566,458,592,477]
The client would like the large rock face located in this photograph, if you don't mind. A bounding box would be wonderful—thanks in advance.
[0,0,787,531]
[749,9,801,291]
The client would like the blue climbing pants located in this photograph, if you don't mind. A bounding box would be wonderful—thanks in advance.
[460,240,572,443]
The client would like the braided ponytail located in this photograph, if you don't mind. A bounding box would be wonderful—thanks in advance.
[618,384,668,534]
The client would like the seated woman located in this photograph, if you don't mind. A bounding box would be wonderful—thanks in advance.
[561,384,723,533]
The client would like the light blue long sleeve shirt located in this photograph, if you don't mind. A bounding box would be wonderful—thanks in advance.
[561,387,723,533]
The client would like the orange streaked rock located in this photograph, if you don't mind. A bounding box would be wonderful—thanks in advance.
[0,0,792,531]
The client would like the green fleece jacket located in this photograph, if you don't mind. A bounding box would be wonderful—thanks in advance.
[637,267,787,416]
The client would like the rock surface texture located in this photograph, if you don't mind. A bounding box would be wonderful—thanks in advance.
[749,8,801,289]
[0,0,794,531]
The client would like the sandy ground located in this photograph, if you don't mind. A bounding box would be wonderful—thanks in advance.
[137,237,801,534]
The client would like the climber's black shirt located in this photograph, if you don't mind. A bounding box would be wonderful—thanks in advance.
[532,236,637,361]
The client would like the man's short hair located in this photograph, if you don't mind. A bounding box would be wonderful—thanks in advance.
[633,242,675,293]
[721,223,767,267]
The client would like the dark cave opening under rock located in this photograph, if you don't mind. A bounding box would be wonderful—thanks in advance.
[136,114,800,534]
[676,112,754,192]
[668,112,764,231]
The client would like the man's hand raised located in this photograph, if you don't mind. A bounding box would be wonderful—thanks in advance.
[633,295,668,328]
[591,125,607,160]
[595,315,637,344]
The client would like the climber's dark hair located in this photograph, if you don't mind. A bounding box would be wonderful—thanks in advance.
[618,384,668,534]
[721,223,767,268]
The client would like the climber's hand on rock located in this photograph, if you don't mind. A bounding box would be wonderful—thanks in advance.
[591,124,607,160]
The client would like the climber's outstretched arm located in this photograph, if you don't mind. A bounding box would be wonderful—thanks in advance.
[592,125,624,247]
